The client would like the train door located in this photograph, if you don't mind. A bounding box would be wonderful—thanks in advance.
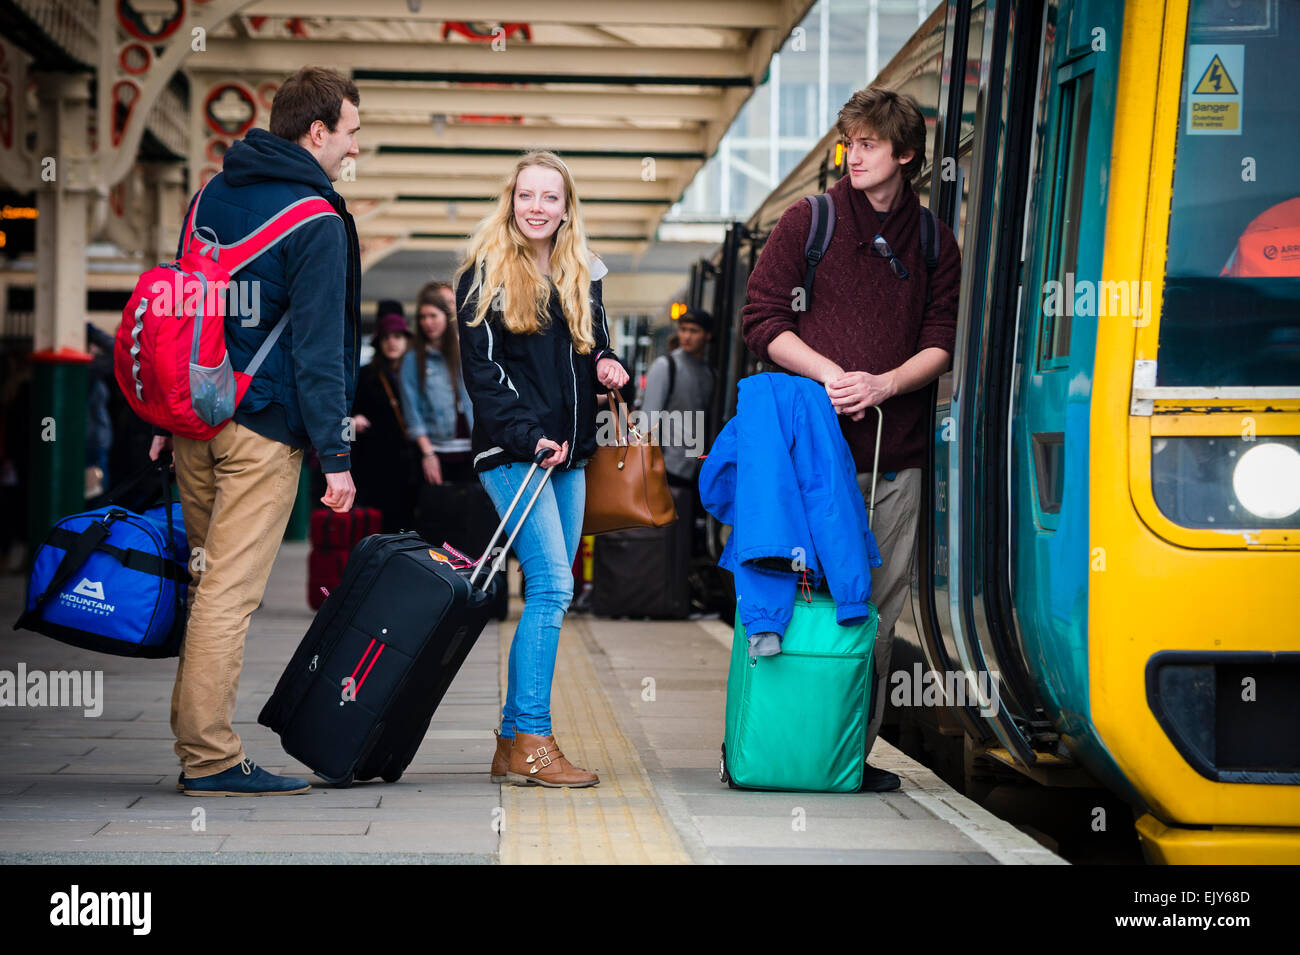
[1010,0,1123,739]
[911,0,995,761]
[938,0,1061,769]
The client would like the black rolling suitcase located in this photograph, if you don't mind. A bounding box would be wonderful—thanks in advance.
[258,453,554,786]
[591,484,693,619]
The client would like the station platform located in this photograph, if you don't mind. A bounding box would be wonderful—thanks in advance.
[0,542,1063,865]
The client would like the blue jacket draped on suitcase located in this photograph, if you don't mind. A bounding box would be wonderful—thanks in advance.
[699,373,881,640]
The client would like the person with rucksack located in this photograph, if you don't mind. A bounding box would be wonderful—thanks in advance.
[740,86,960,792]
[641,309,714,488]
[641,309,714,577]
[147,66,363,796]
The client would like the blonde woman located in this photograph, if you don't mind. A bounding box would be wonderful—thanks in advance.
[456,151,629,788]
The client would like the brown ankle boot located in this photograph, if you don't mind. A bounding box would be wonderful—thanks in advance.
[490,729,513,783]
[507,732,599,788]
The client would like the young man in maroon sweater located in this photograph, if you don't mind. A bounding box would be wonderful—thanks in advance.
[741,87,960,791]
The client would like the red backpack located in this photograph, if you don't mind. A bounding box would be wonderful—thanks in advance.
[114,181,340,440]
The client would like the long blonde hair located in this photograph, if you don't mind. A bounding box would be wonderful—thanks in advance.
[457,151,596,353]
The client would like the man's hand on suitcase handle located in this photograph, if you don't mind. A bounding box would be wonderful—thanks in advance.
[827,370,897,419]
[321,470,356,513]
[534,438,568,469]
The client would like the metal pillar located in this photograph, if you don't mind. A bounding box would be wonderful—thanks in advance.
[768,53,781,189]
[141,161,187,265]
[819,0,830,132]
[33,71,94,354]
[868,0,880,84]
[27,71,96,556]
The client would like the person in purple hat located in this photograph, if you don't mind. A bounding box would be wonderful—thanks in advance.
[350,300,417,530]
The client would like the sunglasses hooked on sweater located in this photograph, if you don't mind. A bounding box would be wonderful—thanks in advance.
[871,233,909,279]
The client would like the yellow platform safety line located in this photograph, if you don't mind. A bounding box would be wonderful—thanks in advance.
[497,616,693,865]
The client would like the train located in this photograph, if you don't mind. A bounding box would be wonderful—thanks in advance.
[676,0,1300,863]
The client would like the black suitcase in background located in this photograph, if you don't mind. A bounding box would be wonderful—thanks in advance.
[591,485,693,619]
[258,455,553,786]
[416,480,498,554]
[416,479,509,620]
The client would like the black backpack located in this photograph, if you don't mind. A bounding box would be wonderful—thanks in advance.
[801,193,941,307]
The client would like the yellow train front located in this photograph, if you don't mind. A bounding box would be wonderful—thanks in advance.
[915,0,1300,863]
[689,0,1300,862]
[1087,0,1300,864]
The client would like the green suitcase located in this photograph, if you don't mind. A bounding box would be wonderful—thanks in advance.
[721,589,876,793]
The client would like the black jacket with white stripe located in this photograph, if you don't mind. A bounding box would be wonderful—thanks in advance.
[455,256,622,473]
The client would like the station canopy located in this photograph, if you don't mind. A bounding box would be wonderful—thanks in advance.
[196,1,813,281]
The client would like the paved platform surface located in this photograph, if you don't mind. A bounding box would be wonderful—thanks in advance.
[0,541,1063,865]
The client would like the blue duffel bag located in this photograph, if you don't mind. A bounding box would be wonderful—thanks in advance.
[15,465,190,658]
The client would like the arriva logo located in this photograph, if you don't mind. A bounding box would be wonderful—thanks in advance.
[73,578,105,600]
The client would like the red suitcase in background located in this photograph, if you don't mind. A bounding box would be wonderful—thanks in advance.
[310,507,382,551]
[308,507,382,609]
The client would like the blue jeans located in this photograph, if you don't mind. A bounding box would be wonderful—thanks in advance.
[478,461,585,738]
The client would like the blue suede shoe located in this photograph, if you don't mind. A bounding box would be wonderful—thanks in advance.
[183,757,311,797]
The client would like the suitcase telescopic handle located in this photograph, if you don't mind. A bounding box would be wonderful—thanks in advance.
[470,447,555,592]
[866,405,883,532]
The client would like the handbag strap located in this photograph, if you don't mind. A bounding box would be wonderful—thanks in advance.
[451,379,470,440]
[376,367,409,436]
[605,389,637,448]
[97,459,164,505]
[613,388,664,446]
[90,461,178,555]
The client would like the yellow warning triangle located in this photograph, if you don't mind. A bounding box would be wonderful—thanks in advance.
[1193,55,1238,95]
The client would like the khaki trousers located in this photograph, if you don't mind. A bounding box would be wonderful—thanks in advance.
[855,468,921,757]
[171,422,303,777]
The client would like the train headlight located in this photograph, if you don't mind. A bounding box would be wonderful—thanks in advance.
[1153,436,1300,529]
[1232,442,1300,520]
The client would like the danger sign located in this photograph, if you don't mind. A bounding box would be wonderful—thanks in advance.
[1186,45,1243,135]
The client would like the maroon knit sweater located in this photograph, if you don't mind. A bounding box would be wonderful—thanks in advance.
[741,176,960,474]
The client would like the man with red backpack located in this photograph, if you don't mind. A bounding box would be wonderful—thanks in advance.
[149,67,362,796]
[741,87,960,792]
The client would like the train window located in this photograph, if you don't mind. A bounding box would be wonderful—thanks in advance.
[1040,69,1095,364]
[1156,0,1300,386]
[960,2,986,143]
[1032,432,1065,514]
[949,0,985,256]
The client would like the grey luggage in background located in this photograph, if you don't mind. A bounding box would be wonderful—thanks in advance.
[591,484,693,619]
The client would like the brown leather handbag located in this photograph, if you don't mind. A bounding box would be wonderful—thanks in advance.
[581,391,677,535]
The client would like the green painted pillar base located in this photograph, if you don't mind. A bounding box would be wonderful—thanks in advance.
[284,461,311,541]
[28,350,92,560]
